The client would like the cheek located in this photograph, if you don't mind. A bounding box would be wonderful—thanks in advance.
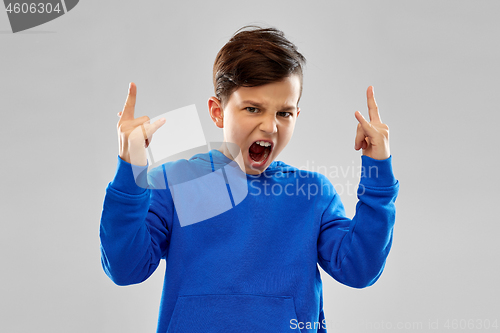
[276,127,296,152]
[279,125,295,142]
[229,120,250,138]
[226,126,245,146]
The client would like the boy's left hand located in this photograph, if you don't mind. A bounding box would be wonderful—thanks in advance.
[354,86,390,160]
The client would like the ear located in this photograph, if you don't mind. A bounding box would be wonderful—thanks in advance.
[208,96,223,128]
[296,107,300,118]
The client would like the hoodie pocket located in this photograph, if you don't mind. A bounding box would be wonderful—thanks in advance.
[166,294,301,333]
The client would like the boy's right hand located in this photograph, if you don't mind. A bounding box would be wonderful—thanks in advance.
[117,82,166,166]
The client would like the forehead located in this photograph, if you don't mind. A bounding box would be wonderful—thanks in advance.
[228,75,301,107]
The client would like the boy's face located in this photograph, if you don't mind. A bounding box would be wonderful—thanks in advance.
[209,75,301,175]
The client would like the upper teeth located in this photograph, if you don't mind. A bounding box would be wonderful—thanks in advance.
[256,141,271,147]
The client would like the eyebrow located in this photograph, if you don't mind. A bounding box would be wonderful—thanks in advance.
[240,100,297,112]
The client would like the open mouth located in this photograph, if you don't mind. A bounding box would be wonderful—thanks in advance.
[248,140,273,165]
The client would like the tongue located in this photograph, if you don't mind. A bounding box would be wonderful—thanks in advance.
[249,142,265,154]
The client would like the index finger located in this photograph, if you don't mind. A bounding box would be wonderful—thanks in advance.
[366,86,382,123]
[121,82,137,120]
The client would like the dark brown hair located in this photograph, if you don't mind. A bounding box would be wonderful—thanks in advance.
[213,25,306,109]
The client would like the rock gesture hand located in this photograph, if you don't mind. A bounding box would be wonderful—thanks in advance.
[117,82,166,166]
[354,86,390,160]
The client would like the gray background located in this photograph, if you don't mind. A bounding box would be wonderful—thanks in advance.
[1,1,499,332]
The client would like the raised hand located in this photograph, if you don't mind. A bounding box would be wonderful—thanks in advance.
[354,86,390,160]
[117,82,166,166]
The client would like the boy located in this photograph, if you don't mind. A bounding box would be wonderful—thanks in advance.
[101,26,399,332]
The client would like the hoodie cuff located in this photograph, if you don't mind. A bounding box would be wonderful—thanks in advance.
[359,155,397,188]
[109,155,149,195]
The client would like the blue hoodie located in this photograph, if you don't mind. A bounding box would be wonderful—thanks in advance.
[100,149,399,333]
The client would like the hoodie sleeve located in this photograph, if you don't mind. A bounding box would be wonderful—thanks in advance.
[317,155,399,288]
[99,155,173,286]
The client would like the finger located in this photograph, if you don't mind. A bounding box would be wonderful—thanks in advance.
[147,118,166,136]
[355,111,377,137]
[354,123,367,150]
[121,82,137,120]
[140,123,149,148]
[366,86,382,124]
[132,115,150,127]
[141,118,166,147]
[141,118,166,139]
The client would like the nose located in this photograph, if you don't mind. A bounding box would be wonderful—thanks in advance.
[259,113,277,134]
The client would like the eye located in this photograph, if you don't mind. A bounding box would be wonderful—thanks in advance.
[246,107,259,113]
[278,111,292,118]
